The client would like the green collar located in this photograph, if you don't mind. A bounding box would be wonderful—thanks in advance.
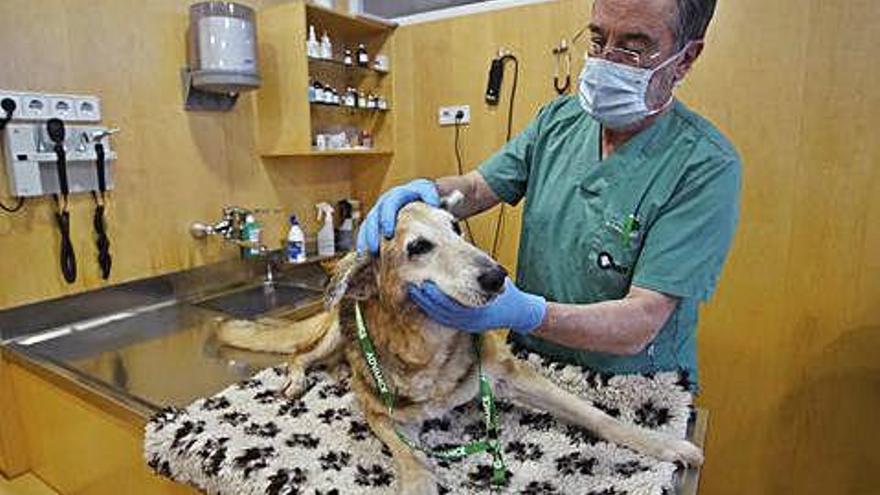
[354,302,507,487]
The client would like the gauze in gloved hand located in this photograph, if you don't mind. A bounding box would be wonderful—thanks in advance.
[407,278,547,334]
[357,179,440,254]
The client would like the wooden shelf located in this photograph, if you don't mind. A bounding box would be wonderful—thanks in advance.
[305,3,397,36]
[257,2,395,158]
[263,148,393,158]
[308,57,389,77]
[310,101,390,113]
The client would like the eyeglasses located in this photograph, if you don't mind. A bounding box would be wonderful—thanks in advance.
[587,40,662,68]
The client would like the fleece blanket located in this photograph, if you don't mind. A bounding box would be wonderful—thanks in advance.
[145,347,694,494]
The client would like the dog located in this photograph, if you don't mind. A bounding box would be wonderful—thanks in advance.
[217,200,703,494]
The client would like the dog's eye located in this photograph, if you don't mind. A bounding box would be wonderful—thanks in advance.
[406,238,435,257]
[451,222,462,236]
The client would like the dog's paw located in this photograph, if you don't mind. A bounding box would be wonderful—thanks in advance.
[398,470,439,495]
[656,438,704,467]
[279,368,307,398]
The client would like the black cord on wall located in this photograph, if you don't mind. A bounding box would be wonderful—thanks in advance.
[0,97,26,214]
[453,113,476,243]
[490,54,519,259]
[0,196,25,213]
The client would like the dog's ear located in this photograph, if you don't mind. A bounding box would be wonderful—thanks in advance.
[439,190,464,213]
[324,252,377,309]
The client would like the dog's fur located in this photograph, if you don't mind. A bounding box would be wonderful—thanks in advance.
[217,202,703,494]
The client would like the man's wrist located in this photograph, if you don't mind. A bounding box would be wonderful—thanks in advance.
[510,295,548,335]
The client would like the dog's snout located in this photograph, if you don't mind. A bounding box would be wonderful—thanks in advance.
[478,265,507,293]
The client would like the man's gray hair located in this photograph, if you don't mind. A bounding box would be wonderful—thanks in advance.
[672,0,718,47]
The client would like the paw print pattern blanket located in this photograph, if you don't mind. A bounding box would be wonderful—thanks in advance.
[144,348,695,494]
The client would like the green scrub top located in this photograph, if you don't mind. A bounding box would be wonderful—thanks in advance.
[478,96,741,389]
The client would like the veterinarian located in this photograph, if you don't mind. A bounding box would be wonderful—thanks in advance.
[357,0,739,390]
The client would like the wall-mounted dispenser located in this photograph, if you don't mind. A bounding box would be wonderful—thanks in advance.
[182,1,261,111]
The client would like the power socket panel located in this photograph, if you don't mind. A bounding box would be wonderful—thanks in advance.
[0,90,101,122]
[438,105,471,126]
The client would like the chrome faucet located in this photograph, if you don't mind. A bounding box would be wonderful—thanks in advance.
[191,207,280,286]
[190,206,252,243]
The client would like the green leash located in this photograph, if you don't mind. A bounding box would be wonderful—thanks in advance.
[354,302,507,487]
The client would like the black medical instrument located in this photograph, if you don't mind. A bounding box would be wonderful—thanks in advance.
[597,251,628,274]
[485,57,506,105]
[47,118,77,284]
[91,135,112,280]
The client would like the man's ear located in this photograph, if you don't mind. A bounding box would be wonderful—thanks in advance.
[324,252,377,309]
[674,40,704,82]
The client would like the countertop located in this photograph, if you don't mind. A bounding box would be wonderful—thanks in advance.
[1,255,330,415]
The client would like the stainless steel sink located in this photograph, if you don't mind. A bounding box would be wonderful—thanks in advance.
[1,254,333,412]
[195,282,323,319]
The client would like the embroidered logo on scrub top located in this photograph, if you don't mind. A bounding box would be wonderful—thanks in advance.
[597,213,641,275]
[605,213,641,249]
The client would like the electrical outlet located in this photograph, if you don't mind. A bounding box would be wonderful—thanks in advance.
[20,95,50,119]
[439,105,471,126]
[50,96,76,120]
[74,96,101,121]
[0,91,23,119]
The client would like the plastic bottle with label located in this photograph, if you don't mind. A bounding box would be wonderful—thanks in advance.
[286,215,307,263]
[241,213,262,258]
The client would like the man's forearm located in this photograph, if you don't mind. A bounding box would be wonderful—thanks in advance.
[435,171,500,219]
[532,287,679,356]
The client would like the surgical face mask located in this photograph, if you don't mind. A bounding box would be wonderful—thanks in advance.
[578,47,686,130]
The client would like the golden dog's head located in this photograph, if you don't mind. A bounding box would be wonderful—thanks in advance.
[326,200,508,312]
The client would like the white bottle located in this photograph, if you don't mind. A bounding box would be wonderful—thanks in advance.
[316,202,336,257]
[286,215,307,263]
[321,32,333,59]
[307,25,319,59]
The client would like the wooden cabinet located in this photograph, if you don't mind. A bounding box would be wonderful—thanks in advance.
[256,1,396,157]
[0,350,28,478]
[3,352,195,494]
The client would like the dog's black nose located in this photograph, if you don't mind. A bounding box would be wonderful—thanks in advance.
[478,265,507,293]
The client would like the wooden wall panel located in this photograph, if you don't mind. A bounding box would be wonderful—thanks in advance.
[0,0,353,310]
[358,1,880,494]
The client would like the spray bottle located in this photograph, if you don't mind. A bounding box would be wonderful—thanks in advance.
[316,202,336,257]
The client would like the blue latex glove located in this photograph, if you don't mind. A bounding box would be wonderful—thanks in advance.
[407,278,547,334]
[357,179,440,254]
